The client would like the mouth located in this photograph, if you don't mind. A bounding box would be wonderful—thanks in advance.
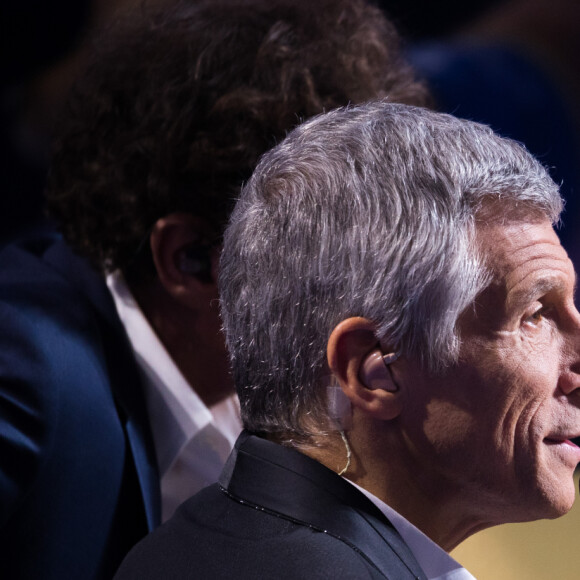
[543,436,580,465]
[544,437,578,446]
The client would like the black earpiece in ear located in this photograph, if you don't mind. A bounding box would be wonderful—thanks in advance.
[178,244,213,283]
[359,350,400,392]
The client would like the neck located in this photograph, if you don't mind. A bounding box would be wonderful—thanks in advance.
[308,420,490,552]
[349,453,487,551]
[130,278,235,408]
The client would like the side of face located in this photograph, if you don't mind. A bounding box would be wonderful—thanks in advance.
[399,219,580,525]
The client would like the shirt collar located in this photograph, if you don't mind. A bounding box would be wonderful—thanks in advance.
[346,480,476,580]
[106,271,213,476]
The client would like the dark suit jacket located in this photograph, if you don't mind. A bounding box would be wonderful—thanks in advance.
[0,233,160,579]
[115,430,427,579]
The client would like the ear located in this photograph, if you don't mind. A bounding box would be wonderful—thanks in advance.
[150,213,219,308]
[327,317,402,421]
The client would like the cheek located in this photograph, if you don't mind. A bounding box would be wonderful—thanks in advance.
[462,343,558,461]
[492,338,558,416]
[420,360,544,460]
[472,330,555,392]
[423,400,476,454]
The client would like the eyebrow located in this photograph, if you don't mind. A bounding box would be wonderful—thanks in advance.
[507,272,577,310]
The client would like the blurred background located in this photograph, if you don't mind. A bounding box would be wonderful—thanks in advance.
[2,0,579,252]
[0,0,172,244]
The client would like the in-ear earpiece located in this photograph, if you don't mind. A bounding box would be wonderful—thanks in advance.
[359,349,400,392]
[177,244,214,283]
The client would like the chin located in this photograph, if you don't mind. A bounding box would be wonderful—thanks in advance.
[533,474,577,521]
[499,467,577,524]
[546,490,576,520]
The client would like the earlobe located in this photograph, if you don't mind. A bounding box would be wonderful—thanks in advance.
[150,213,218,307]
[327,317,402,421]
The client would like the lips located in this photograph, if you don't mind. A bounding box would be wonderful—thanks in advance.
[545,431,580,443]
[544,437,579,446]
[543,436,580,466]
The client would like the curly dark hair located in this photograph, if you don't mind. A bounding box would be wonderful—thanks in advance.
[46,0,430,283]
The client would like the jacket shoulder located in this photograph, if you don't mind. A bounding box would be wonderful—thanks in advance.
[116,484,389,580]
[0,235,149,578]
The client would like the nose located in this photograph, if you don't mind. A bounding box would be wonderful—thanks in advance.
[559,371,580,396]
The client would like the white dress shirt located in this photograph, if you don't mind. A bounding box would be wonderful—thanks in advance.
[107,272,242,522]
[347,481,476,580]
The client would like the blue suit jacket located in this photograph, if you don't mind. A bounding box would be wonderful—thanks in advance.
[115,431,427,579]
[0,233,160,579]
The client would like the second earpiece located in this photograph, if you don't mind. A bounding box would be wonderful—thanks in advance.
[177,244,214,283]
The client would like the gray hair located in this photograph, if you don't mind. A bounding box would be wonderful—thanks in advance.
[219,101,562,439]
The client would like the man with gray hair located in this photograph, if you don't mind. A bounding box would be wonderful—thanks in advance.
[116,101,580,579]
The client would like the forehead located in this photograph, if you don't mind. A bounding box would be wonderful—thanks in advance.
[476,220,575,311]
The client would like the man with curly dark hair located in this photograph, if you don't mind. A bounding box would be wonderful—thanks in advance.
[0,0,429,577]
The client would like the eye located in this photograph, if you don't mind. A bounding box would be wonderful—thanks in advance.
[523,305,547,327]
